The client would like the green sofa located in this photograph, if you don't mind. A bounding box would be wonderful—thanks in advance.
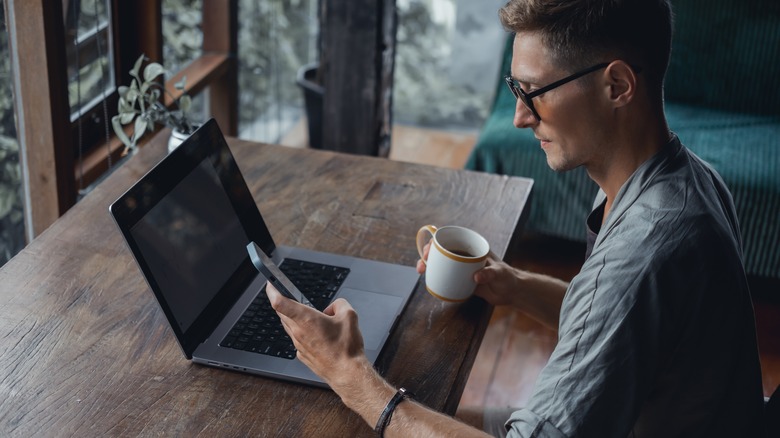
[466,0,780,279]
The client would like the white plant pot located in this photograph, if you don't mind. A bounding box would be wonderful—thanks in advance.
[167,129,189,153]
[167,125,198,153]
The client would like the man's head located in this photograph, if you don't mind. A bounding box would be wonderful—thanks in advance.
[499,0,673,95]
[499,0,673,175]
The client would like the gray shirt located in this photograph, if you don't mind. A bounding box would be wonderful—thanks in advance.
[506,136,765,437]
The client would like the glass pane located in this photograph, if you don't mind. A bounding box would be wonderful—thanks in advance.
[237,0,318,144]
[162,0,205,122]
[394,0,506,129]
[162,0,203,77]
[64,0,115,120]
[0,0,26,267]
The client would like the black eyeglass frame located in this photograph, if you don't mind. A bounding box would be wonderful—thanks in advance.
[504,62,612,121]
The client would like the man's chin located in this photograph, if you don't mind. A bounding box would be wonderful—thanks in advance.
[544,154,564,172]
[545,155,577,173]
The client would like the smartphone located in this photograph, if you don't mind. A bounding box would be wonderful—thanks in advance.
[246,241,312,306]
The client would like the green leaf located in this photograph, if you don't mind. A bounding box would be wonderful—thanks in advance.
[130,54,145,81]
[174,75,187,91]
[120,112,135,124]
[118,85,129,98]
[125,88,139,104]
[10,210,23,224]
[143,62,165,82]
[178,94,191,113]
[118,97,131,114]
[131,117,148,143]
[112,116,133,148]
[0,184,14,218]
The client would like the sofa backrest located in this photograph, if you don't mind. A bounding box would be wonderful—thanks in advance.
[665,0,780,115]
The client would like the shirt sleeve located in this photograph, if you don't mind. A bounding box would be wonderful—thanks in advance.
[506,235,673,437]
[505,409,568,437]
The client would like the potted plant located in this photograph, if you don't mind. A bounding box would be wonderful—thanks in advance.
[111,54,195,154]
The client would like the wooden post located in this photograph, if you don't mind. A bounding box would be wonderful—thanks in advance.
[320,0,397,157]
[114,0,163,77]
[6,0,73,239]
[202,0,238,136]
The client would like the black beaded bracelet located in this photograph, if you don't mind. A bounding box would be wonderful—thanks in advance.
[374,387,413,437]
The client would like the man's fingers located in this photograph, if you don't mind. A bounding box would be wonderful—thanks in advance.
[265,283,289,312]
[416,241,432,274]
[266,283,308,334]
[266,282,311,316]
[323,297,353,317]
[474,258,501,284]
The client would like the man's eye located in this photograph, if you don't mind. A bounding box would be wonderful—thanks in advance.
[518,83,534,93]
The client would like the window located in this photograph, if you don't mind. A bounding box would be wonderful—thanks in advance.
[63,0,117,197]
[0,0,24,267]
[394,0,506,129]
[65,0,114,122]
[5,0,238,241]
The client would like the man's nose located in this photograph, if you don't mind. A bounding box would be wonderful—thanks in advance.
[513,98,537,129]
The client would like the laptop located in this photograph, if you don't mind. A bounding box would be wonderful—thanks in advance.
[109,119,420,387]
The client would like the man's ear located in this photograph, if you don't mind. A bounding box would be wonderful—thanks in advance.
[604,60,637,108]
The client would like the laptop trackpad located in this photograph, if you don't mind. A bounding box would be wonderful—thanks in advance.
[337,288,402,351]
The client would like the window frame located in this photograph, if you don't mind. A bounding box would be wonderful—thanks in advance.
[5,0,237,240]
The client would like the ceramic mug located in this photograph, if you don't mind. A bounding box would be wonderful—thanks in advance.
[416,225,490,302]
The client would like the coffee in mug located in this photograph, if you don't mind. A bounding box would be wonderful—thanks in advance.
[416,225,490,302]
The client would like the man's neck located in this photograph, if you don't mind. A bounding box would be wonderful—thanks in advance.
[586,109,671,220]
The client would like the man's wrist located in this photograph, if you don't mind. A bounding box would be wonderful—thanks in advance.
[332,355,396,426]
[374,387,414,437]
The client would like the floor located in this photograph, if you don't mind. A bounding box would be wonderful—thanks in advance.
[280,120,780,406]
[279,119,479,168]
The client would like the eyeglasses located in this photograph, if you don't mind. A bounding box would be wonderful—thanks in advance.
[504,62,610,121]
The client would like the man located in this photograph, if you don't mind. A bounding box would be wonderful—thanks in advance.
[266,0,766,436]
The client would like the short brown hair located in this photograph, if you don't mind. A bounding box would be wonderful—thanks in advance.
[499,0,673,94]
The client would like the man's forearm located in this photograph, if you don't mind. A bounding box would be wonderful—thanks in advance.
[513,270,568,330]
[385,400,492,438]
[337,357,490,437]
[267,285,493,436]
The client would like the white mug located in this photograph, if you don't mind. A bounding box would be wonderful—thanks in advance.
[416,225,490,302]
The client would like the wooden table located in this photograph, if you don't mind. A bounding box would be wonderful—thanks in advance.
[0,131,532,436]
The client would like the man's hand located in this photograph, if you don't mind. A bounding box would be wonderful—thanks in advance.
[266,282,494,437]
[473,258,522,306]
[417,241,566,329]
[265,283,369,389]
[417,240,520,307]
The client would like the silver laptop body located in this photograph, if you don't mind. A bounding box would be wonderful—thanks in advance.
[109,119,419,387]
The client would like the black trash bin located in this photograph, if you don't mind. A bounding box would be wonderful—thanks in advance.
[296,63,324,150]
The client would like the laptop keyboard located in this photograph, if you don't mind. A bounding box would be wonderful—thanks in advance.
[278,258,350,311]
[220,291,297,359]
[220,258,350,359]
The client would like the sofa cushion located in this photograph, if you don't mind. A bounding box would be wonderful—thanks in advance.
[666,103,780,277]
[665,0,780,115]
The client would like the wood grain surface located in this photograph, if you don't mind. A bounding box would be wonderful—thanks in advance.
[0,130,531,436]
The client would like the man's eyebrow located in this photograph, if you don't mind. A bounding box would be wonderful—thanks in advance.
[510,73,538,86]
[510,65,543,81]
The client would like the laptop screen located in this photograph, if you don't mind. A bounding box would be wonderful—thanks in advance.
[111,119,276,357]
[130,159,247,333]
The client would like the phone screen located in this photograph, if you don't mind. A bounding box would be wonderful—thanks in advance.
[246,242,308,304]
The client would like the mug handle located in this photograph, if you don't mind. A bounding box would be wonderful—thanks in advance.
[416,224,438,266]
